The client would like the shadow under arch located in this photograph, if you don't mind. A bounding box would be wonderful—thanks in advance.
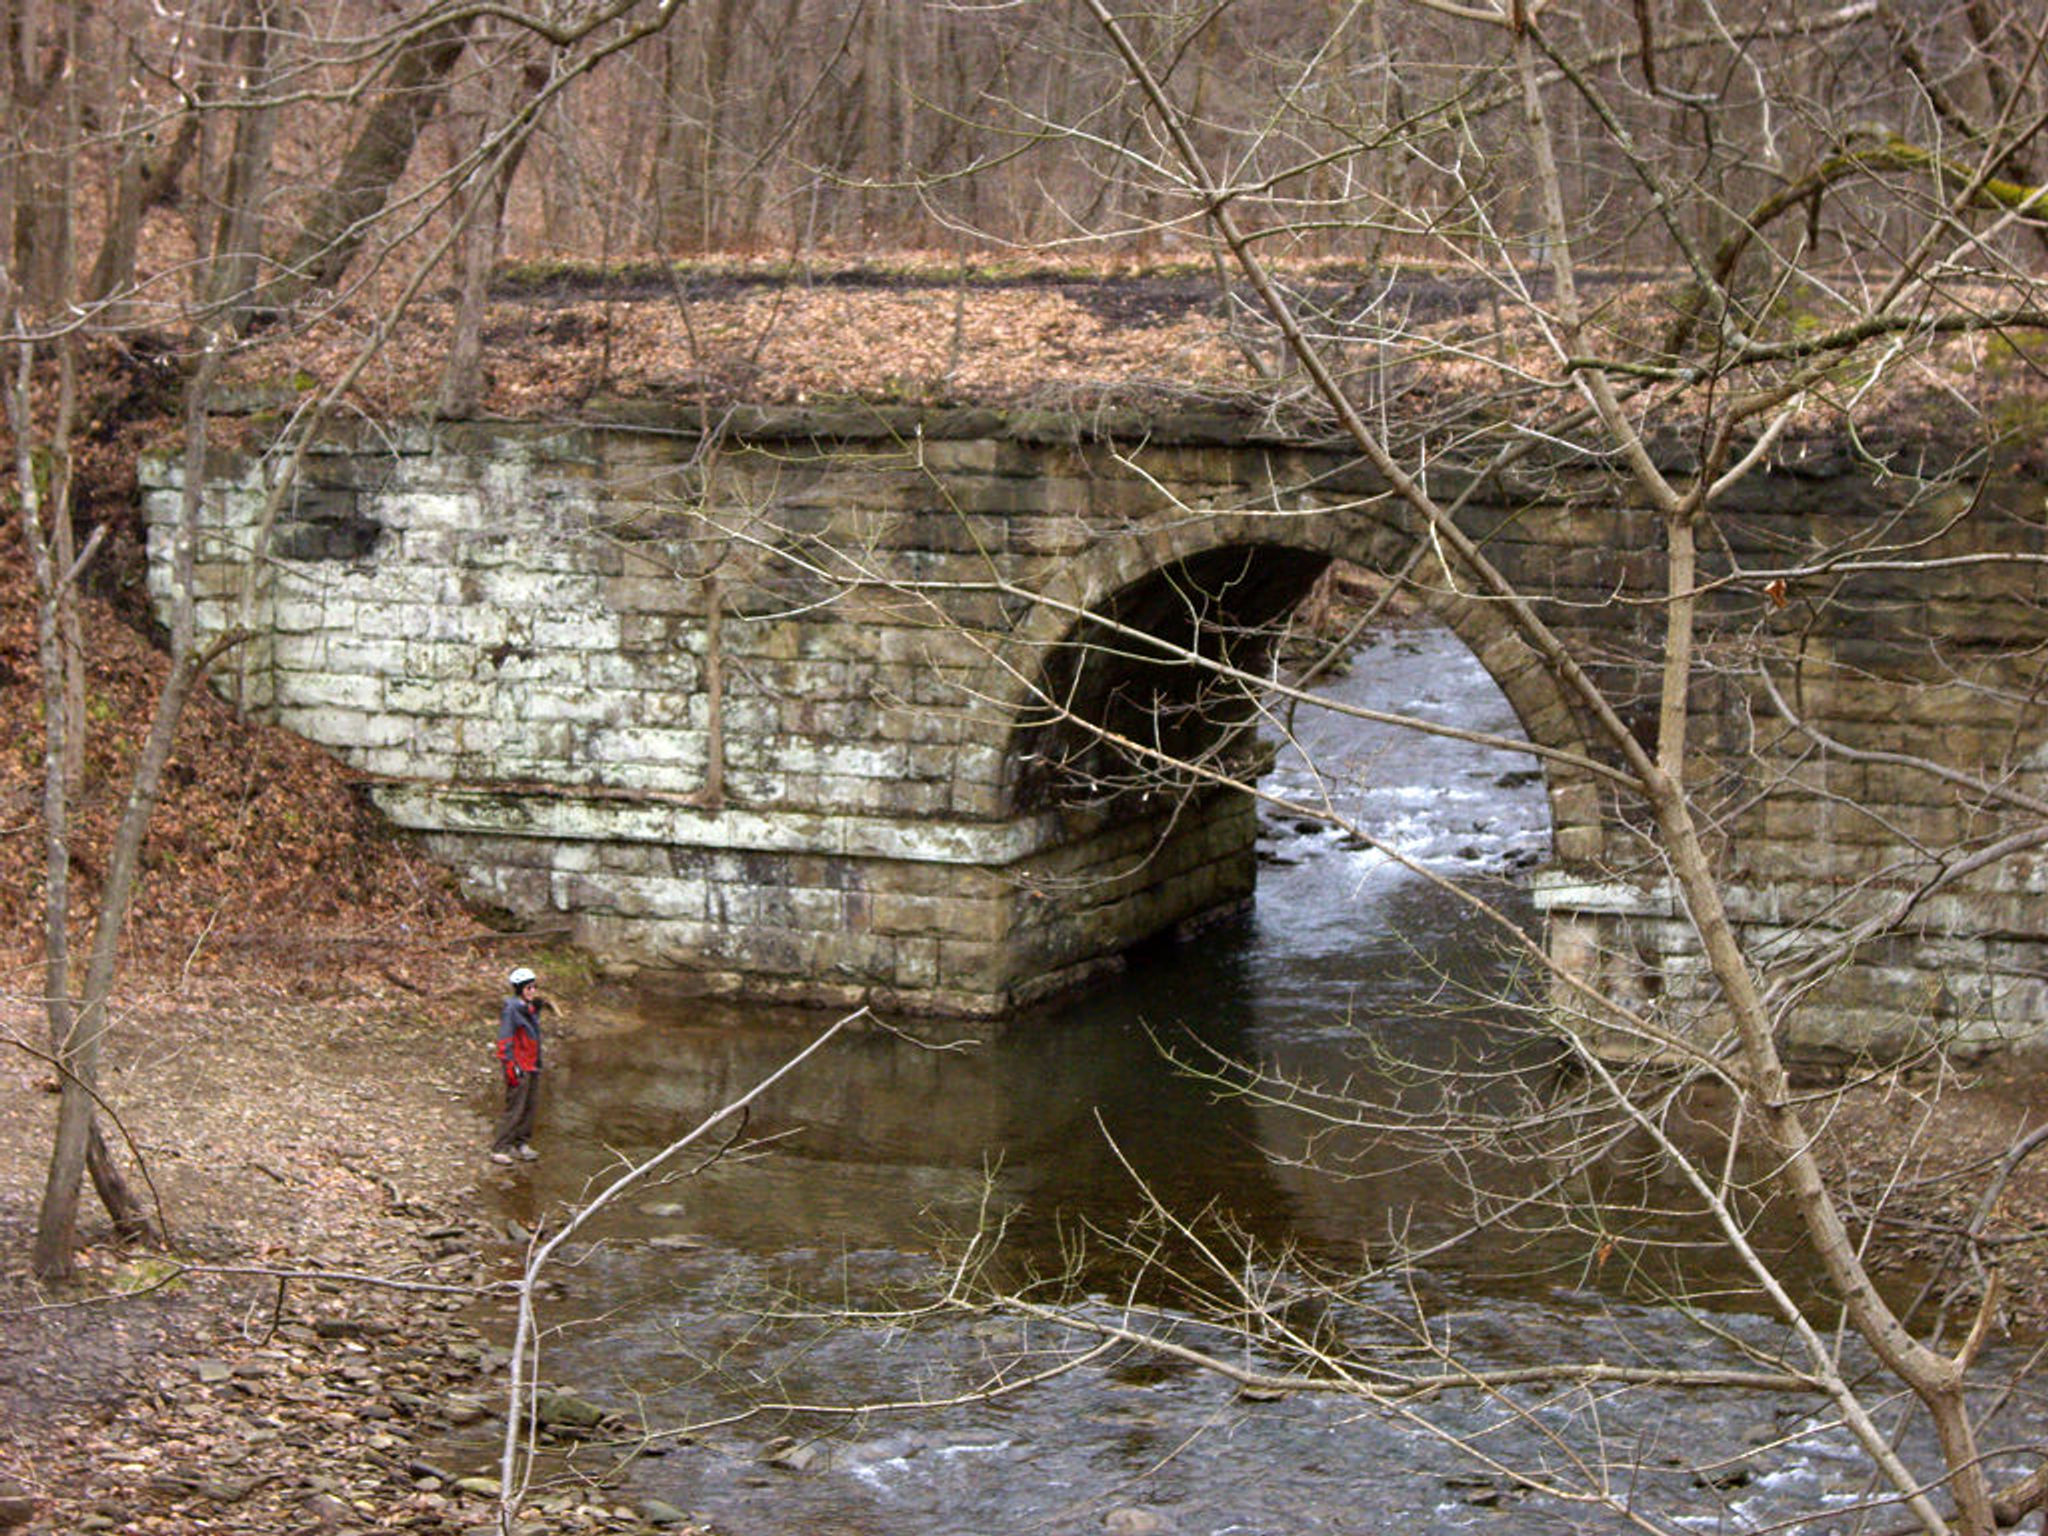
[992,508,1607,866]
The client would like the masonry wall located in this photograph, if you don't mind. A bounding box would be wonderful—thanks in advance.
[142,410,1303,1016]
[142,408,2048,1051]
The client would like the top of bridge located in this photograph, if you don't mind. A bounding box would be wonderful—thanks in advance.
[198,257,2040,469]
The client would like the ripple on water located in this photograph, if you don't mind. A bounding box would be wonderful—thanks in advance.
[470,626,2048,1536]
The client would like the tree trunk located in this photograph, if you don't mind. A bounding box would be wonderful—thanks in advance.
[84,110,200,312]
[13,328,94,1281]
[28,345,228,1277]
[436,64,545,419]
[256,15,475,316]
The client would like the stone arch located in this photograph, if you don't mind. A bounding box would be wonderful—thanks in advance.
[994,507,1604,864]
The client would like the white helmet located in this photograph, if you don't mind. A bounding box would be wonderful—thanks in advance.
[508,966,538,990]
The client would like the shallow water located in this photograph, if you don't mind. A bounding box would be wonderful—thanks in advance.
[474,628,2046,1536]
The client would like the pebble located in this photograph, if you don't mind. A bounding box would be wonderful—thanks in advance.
[762,1437,818,1472]
[303,1490,352,1528]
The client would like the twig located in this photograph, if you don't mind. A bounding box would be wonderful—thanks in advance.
[496,1007,866,1529]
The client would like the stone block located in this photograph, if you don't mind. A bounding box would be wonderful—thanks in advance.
[349,746,416,777]
[553,869,703,920]
[546,687,652,727]
[526,612,614,652]
[933,936,1010,994]
[617,612,690,652]
[606,574,704,614]
[1552,824,1606,865]
[387,677,493,716]
[274,704,409,752]
[278,670,384,712]
[272,594,356,634]
[891,935,941,987]
[587,651,697,693]
[227,670,275,711]
[267,631,326,673]
[353,599,433,640]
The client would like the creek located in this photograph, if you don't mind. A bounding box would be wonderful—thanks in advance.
[471,626,2042,1536]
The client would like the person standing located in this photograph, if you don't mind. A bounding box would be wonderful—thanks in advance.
[490,966,544,1165]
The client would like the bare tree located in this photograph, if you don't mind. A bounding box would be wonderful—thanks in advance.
[3,0,695,1282]
[719,2,2048,1532]
[3,0,256,1279]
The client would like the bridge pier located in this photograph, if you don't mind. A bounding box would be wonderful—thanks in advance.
[371,781,1255,1016]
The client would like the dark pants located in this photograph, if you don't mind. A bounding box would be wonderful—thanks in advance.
[492,1072,539,1152]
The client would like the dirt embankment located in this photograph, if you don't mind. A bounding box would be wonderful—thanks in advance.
[0,955,720,1536]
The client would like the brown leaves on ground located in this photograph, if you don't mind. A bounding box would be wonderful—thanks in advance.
[182,256,2048,463]
[0,517,484,1004]
[221,259,1267,423]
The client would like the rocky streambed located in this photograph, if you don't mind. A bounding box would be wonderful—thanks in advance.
[0,973,715,1536]
[0,1199,717,1535]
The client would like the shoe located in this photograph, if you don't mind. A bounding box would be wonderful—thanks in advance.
[517,1144,539,1162]
[490,1151,514,1165]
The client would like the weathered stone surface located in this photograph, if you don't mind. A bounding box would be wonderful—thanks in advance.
[141,414,2048,1050]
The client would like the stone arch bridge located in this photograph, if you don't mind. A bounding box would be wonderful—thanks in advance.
[143,406,2048,1055]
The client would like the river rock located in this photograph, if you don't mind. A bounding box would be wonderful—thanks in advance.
[444,1394,492,1425]
[453,1476,502,1497]
[536,1389,608,1429]
[302,1490,352,1529]
[762,1436,818,1471]
[639,1499,690,1526]
[1103,1509,1169,1534]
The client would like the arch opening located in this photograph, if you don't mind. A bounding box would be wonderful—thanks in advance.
[996,544,1566,1013]
[1011,542,1333,814]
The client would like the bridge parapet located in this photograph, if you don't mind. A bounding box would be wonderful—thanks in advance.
[142,406,2048,1054]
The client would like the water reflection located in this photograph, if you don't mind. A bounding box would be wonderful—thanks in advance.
[469,628,2041,1536]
